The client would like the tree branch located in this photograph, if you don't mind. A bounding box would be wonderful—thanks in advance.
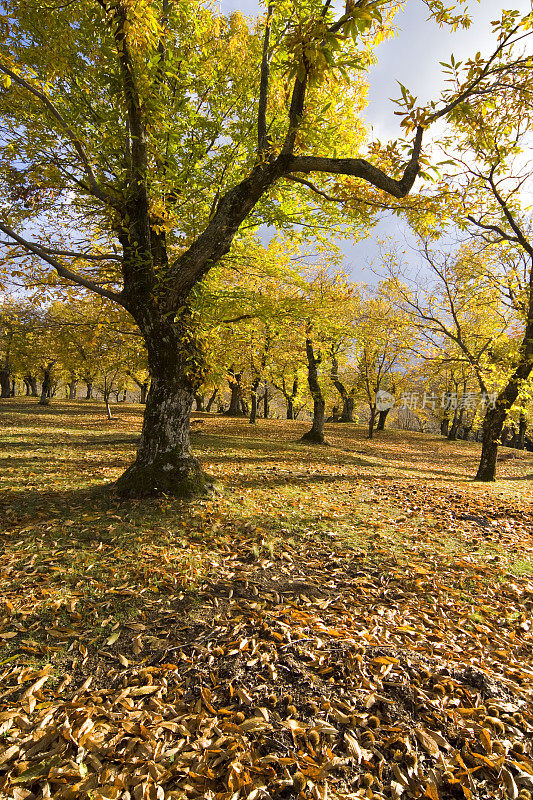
[0,220,126,307]
[485,171,533,258]
[258,3,273,153]
[283,126,424,198]
[0,63,114,205]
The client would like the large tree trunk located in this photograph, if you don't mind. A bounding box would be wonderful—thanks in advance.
[38,362,55,406]
[226,370,245,416]
[376,408,389,431]
[25,373,38,397]
[68,380,77,400]
[476,342,533,482]
[300,335,326,444]
[340,394,355,423]
[0,366,10,398]
[114,315,208,497]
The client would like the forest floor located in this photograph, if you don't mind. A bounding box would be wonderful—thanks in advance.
[1,399,533,800]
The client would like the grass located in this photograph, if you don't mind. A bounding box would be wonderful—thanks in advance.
[1,396,532,662]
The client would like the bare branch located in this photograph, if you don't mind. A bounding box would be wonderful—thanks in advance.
[466,214,520,244]
[283,126,424,199]
[284,174,345,202]
[485,171,533,258]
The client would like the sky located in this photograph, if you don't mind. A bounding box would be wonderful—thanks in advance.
[219,0,533,282]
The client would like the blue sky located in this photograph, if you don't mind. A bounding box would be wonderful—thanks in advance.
[219,1,532,282]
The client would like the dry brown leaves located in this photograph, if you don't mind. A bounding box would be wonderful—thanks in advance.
[2,531,533,800]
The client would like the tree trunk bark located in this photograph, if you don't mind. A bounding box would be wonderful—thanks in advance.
[68,380,77,400]
[330,355,355,422]
[440,415,449,436]
[85,381,93,400]
[38,363,55,406]
[249,378,260,424]
[24,373,38,396]
[139,381,149,404]
[476,407,507,481]
[340,394,355,423]
[205,387,218,412]
[368,405,377,439]
[227,371,245,416]
[517,413,527,450]
[263,382,269,419]
[300,335,326,444]
[476,376,533,481]
[287,398,295,420]
[10,379,15,396]
[194,393,205,412]
[0,367,10,398]
[448,405,464,441]
[376,408,389,431]
[114,314,208,497]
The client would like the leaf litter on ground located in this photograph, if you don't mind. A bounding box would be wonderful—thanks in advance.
[1,402,533,800]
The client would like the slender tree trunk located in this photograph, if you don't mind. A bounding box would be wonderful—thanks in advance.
[114,313,208,497]
[368,405,377,439]
[440,414,449,436]
[287,397,295,420]
[194,393,205,412]
[249,378,260,424]
[205,387,219,412]
[517,413,527,450]
[10,379,15,396]
[85,381,93,400]
[104,378,113,420]
[330,354,355,422]
[509,424,518,449]
[300,335,326,444]
[263,382,269,419]
[68,380,77,400]
[448,404,464,441]
[139,381,149,403]
[376,408,389,431]
[24,380,30,396]
[278,375,298,419]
